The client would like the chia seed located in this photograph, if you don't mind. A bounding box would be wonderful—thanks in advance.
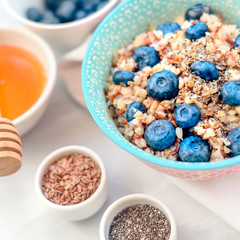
[108,204,171,240]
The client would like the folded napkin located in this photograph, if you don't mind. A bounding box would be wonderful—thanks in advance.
[58,36,240,232]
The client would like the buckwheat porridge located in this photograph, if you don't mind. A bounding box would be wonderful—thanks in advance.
[105,4,240,162]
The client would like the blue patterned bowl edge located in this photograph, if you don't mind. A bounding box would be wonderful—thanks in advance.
[82,0,240,171]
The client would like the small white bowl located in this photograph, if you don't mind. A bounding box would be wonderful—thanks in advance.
[2,0,120,50]
[35,145,108,221]
[100,194,177,240]
[0,26,56,136]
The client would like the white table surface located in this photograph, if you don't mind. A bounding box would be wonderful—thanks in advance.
[0,2,240,240]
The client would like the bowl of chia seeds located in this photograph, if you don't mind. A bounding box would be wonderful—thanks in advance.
[99,194,177,240]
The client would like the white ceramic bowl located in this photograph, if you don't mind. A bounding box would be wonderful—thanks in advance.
[0,26,56,136]
[100,194,177,240]
[35,145,108,221]
[2,0,120,50]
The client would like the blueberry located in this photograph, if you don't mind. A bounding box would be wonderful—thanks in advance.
[174,103,201,129]
[45,0,65,10]
[56,1,77,22]
[113,70,135,86]
[80,0,99,14]
[185,3,213,21]
[156,22,181,35]
[146,70,179,101]
[190,60,219,81]
[144,120,176,151]
[74,0,82,8]
[220,80,240,106]
[234,34,240,48]
[74,10,87,20]
[179,136,211,162]
[96,1,108,10]
[40,10,60,24]
[227,127,240,157]
[26,7,43,22]
[132,46,160,70]
[185,21,209,41]
[126,102,146,122]
[45,0,81,11]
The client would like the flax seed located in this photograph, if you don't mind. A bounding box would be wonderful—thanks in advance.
[41,153,101,205]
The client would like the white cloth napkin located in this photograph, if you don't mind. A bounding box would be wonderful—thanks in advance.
[58,37,240,232]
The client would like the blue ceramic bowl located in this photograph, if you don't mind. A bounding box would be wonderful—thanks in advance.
[82,0,240,180]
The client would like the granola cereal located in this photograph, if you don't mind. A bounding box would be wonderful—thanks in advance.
[105,10,240,162]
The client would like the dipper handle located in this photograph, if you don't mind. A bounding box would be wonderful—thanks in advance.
[0,117,22,176]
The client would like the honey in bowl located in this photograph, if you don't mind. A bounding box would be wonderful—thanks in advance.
[0,45,46,120]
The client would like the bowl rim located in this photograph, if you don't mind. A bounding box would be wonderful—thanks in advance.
[99,193,177,240]
[0,26,56,129]
[82,0,240,171]
[1,0,120,30]
[35,145,108,211]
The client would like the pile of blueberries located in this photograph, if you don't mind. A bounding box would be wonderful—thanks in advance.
[112,3,240,162]
[26,0,108,24]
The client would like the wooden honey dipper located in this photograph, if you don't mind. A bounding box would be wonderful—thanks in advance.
[0,117,22,176]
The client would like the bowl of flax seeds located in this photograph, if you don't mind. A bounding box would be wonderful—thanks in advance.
[35,145,108,221]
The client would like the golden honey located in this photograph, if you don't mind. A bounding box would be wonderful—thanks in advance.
[0,45,46,120]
